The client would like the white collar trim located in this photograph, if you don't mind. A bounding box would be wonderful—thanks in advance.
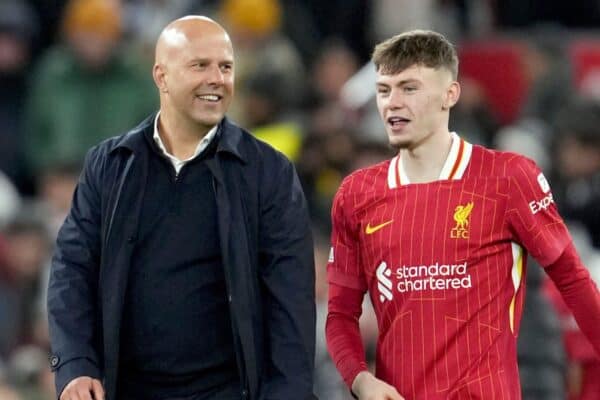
[387,132,472,188]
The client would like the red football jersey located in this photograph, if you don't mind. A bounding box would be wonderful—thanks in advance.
[327,133,572,399]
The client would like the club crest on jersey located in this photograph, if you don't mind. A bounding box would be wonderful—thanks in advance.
[451,202,474,239]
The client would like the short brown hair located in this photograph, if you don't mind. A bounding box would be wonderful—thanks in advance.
[372,30,458,79]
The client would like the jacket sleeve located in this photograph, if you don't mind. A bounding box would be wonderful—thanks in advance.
[47,146,104,397]
[258,158,317,400]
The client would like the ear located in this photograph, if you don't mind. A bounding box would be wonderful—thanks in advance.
[442,81,461,110]
[153,63,168,93]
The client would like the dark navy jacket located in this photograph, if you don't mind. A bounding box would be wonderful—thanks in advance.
[47,115,317,400]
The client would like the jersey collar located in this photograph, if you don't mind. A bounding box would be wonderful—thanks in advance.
[387,132,473,188]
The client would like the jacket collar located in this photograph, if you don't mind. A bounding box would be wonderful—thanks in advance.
[112,113,247,163]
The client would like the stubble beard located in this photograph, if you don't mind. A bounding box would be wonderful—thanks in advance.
[388,133,412,151]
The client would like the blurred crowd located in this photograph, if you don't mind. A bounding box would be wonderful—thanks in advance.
[0,0,599,399]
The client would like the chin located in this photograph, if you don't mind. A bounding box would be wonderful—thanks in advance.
[193,114,224,127]
[388,136,412,150]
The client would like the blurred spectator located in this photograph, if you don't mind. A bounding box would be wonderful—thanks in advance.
[35,163,80,239]
[493,35,561,170]
[313,234,349,400]
[545,97,600,399]
[23,0,156,178]
[338,62,389,145]
[371,0,460,43]
[517,259,566,400]
[0,171,21,230]
[297,121,357,230]
[0,215,51,358]
[7,345,55,400]
[551,98,600,248]
[449,76,500,146]
[287,0,371,63]
[520,30,573,125]
[123,0,216,56]
[243,70,304,161]
[218,0,306,125]
[0,0,37,193]
[298,41,391,228]
[494,119,551,172]
[309,41,359,106]
[27,0,69,56]
[544,224,600,400]
[314,232,379,400]
[493,0,600,29]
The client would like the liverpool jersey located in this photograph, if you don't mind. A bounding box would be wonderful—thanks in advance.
[327,133,572,399]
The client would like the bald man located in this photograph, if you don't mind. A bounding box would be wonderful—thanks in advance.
[47,16,317,400]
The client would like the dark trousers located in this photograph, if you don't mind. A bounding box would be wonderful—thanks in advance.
[117,382,241,400]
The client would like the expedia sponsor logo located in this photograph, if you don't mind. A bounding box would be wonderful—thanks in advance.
[375,261,473,296]
[529,192,554,215]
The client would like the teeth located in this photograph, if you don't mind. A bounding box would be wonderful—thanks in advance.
[197,94,220,101]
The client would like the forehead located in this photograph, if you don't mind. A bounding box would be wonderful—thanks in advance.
[170,31,234,62]
[376,64,448,85]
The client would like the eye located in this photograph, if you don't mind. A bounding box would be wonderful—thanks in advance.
[403,86,417,93]
[220,64,233,72]
[377,87,390,96]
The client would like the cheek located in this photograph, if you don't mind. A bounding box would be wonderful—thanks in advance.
[376,97,387,115]
[225,79,235,94]
[419,93,441,113]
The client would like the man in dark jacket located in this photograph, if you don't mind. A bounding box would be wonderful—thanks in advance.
[47,16,317,400]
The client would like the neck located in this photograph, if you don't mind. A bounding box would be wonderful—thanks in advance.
[158,110,214,160]
[400,129,453,184]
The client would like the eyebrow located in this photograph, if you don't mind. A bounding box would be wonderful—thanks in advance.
[376,78,421,88]
[186,58,234,65]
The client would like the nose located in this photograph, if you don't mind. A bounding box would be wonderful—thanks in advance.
[206,64,225,86]
[388,88,405,110]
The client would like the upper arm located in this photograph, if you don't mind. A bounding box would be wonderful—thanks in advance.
[506,156,571,266]
[54,147,103,269]
[327,180,367,292]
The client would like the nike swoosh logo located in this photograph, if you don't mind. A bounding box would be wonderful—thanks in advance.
[365,220,393,235]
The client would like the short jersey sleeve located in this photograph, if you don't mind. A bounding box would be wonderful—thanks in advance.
[506,156,571,266]
[327,178,367,292]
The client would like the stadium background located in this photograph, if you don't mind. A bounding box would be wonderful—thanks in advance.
[0,0,598,398]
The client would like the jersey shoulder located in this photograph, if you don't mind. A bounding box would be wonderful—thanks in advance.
[339,158,392,195]
[467,145,539,179]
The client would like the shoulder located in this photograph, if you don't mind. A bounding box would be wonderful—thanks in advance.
[339,159,392,195]
[468,145,540,178]
[85,115,154,167]
[342,160,391,191]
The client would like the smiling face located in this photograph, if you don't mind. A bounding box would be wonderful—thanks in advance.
[376,64,459,150]
[153,17,234,131]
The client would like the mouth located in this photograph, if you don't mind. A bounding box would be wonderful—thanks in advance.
[387,116,410,129]
[196,94,222,102]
